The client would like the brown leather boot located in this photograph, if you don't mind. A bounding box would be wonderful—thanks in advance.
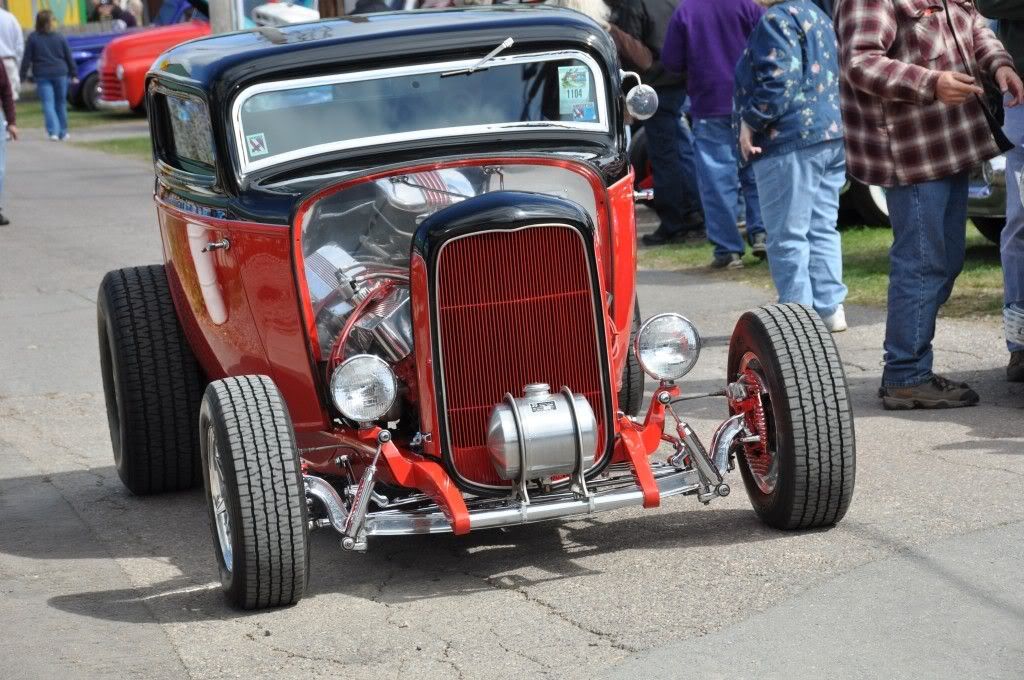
[1009,351,1024,383]
[878,374,979,410]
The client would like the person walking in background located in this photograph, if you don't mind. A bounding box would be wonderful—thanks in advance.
[735,0,848,331]
[21,10,77,142]
[0,4,23,102]
[836,0,1023,409]
[0,54,18,226]
[612,0,706,246]
[661,0,767,269]
[977,0,1024,382]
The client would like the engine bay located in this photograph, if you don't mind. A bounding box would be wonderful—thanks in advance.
[300,163,601,432]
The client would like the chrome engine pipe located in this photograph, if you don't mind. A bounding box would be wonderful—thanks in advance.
[710,414,746,476]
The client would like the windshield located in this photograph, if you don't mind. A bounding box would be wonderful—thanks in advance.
[232,50,608,174]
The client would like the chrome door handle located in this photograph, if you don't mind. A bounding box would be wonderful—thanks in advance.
[633,189,654,202]
[201,238,230,253]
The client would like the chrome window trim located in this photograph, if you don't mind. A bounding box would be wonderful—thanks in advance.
[431,223,613,492]
[231,50,609,177]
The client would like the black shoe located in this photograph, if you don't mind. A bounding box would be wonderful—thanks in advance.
[682,210,705,230]
[750,232,767,259]
[878,374,979,410]
[710,253,744,269]
[642,225,694,246]
[0,213,9,226]
[1008,351,1024,383]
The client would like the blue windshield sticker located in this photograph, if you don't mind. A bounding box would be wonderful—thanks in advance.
[246,133,269,157]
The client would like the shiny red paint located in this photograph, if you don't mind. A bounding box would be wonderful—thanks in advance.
[410,254,440,457]
[607,172,638,388]
[158,198,328,432]
[435,225,608,486]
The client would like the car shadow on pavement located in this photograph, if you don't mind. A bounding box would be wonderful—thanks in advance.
[22,464,795,623]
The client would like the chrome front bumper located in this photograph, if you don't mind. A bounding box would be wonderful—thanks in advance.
[96,97,130,112]
[363,464,703,537]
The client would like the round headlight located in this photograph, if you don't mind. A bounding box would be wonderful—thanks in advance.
[115,64,125,80]
[330,355,397,423]
[634,313,701,381]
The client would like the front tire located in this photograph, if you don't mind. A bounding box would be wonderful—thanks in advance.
[80,73,100,111]
[727,303,855,529]
[199,376,309,610]
[617,299,644,416]
[972,217,1005,245]
[97,265,204,495]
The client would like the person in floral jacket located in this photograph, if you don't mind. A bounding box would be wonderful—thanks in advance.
[836,0,1023,409]
[735,0,848,332]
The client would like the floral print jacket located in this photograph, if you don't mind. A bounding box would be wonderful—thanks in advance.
[734,0,844,161]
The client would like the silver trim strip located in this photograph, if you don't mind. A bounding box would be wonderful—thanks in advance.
[230,49,609,177]
[431,224,612,491]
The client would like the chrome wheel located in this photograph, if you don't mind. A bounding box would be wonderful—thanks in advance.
[206,426,233,572]
[738,352,778,496]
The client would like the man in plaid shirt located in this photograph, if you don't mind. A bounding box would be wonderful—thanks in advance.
[836,0,1024,409]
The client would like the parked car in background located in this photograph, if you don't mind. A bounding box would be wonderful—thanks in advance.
[96,7,855,610]
[68,0,201,111]
[98,6,210,113]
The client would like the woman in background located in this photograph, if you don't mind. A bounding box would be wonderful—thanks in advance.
[20,10,77,141]
[734,0,848,331]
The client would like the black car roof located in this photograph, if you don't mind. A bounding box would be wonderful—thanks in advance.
[151,7,619,95]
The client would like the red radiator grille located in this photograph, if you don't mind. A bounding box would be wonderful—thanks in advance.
[435,226,607,487]
[100,72,124,102]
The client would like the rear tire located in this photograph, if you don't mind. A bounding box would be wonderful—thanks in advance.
[97,265,204,495]
[972,217,1005,245]
[81,73,100,112]
[617,299,644,416]
[727,303,856,529]
[199,376,309,610]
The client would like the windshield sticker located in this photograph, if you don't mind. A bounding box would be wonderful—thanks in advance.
[246,133,269,157]
[558,65,592,116]
[572,102,597,122]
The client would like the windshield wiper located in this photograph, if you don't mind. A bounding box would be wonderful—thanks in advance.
[441,37,514,77]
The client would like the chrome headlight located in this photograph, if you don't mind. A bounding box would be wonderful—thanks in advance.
[115,64,125,80]
[330,354,397,423]
[634,313,701,381]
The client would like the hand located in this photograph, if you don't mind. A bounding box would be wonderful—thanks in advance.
[6,124,16,140]
[996,65,1024,107]
[934,71,984,105]
[739,120,761,162]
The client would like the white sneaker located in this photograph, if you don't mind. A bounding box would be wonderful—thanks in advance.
[59,133,69,141]
[822,304,848,333]
[48,134,59,141]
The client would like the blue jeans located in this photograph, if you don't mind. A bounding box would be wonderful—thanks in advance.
[752,140,848,317]
[1002,104,1024,352]
[643,86,701,234]
[36,76,69,138]
[882,171,969,387]
[692,116,764,257]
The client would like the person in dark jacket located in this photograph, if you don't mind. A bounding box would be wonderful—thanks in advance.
[615,0,705,245]
[88,0,138,28]
[21,10,77,141]
[735,0,847,330]
[978,0,1024,381]
[662,0,767,269]
[0,57,17,226]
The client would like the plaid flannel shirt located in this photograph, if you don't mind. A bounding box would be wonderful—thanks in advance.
[835,0,1015,186]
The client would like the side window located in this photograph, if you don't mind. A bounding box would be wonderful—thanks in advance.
[164,93,216,173]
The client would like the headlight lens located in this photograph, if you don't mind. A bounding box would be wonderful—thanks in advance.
[634,313,701,380]
[330,355,397,422]
[115,65,125,80]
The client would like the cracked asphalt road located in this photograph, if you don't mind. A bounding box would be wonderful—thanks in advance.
[1,131,1022,679]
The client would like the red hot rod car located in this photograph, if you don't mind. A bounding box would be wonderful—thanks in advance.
[97,8,856,610]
